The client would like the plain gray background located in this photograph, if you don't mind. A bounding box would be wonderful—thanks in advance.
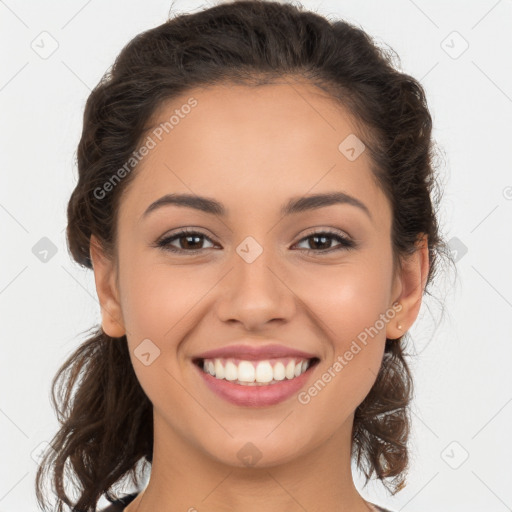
[1,0,511,510]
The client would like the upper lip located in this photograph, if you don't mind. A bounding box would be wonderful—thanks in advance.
[193,342,319,361]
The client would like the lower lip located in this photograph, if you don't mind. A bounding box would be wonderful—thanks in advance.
[193,360,318,407]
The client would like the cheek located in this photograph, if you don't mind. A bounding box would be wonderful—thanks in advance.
[294,267,391,415]
[300,257,393,343]
[119,257,205,341]
[297,257,393,398]
[118,259,206,407]
[116,250,204,372]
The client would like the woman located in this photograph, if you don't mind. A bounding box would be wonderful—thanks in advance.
[35,1,450,511]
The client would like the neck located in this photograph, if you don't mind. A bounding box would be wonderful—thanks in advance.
[125,412,374,512]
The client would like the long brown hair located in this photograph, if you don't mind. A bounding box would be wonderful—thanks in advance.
[35,1,451,510]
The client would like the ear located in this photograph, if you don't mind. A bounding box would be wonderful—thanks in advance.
[89,234,126,338]
[386,234,430,340]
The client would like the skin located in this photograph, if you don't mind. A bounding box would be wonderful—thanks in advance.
[90,80,429,512]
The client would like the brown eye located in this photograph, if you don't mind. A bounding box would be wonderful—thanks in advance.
[156,229,216,253]
[294,231,355,254]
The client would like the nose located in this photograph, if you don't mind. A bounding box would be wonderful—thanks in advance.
[215,246,296,331]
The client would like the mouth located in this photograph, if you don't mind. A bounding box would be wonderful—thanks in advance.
[192,356,321,386]
[192,355,321,407]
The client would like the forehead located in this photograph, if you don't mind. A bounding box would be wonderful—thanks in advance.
[119,81,389,224]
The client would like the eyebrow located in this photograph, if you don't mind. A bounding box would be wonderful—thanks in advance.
[140,191,372,221]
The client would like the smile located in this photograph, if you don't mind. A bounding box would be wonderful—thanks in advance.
[197,356,317,385]
[193,356,320,406]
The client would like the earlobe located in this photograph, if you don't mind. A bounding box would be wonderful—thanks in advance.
[386,235,430,340]
[89,235,126,338]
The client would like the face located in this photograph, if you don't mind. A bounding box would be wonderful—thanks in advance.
[92,80,412,470]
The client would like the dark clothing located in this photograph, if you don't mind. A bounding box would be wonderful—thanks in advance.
[99,493,138,511]
[98,493,396,511]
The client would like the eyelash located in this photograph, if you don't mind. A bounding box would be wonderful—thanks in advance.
[154,228,356,255]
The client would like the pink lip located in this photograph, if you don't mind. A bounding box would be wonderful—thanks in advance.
[193,343,318,361]
[193,360,319,407]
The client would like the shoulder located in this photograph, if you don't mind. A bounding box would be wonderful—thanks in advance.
[97,492,139,512]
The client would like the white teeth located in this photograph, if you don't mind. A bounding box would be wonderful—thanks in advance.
[214,359,225,379]
[255,361,273,383]
[224,361,238,381]
[238,361,255,382]
[273,361,286,381]
[285,360,296,379]
[201,357,313,385]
